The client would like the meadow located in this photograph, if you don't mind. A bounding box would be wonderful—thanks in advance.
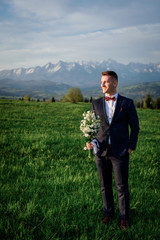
[0,99,160,240]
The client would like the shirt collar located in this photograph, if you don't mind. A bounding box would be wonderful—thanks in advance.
[105,92,118,100]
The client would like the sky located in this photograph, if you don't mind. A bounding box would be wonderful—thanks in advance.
[0,0,160,70]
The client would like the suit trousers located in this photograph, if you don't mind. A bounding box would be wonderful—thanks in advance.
[95,146,129,220]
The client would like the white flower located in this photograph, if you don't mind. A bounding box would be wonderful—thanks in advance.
[84,134,89,137]
[80,110,101,141]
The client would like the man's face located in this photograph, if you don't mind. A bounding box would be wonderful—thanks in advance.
[101,75,117,95]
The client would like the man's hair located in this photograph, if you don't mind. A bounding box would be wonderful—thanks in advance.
[102,71,118,81]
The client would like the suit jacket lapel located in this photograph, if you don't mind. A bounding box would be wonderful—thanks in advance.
[102,96,109,125]
[111,94,122,125]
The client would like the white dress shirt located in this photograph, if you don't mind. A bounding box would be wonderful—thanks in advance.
[92,92,118,154]
[105,92,118,144]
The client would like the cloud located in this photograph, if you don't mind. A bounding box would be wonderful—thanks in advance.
[11,0,68,19]
[0,0,160,69]
[9,0,160,33]
[2,23,159,66]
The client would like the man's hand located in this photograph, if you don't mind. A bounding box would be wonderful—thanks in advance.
[128,148,132,154]
[86,142,93,150]
[87,143,132,154]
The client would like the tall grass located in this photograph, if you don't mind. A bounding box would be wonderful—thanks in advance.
[0,100,159,240]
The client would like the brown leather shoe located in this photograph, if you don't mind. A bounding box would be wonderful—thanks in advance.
[120,220,129,230]
[102,216,113,224]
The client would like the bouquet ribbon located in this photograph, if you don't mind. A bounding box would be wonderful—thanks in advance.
[91,139,99,155]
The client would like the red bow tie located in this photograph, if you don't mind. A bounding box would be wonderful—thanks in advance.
[105,96,116,101]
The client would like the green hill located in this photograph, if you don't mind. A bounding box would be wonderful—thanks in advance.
[118,81,160,100]
[0,79,160,100]
[82,81,160,100]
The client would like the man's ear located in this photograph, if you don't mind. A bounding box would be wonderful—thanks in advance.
[113,80,118,88]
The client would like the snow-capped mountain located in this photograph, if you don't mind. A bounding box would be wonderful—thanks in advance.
[0,59,160,99]
[0,59,160,88]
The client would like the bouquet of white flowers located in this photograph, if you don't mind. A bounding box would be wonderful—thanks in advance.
[80,110,101,158]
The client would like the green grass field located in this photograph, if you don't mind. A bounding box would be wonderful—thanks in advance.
[0,100,160,240]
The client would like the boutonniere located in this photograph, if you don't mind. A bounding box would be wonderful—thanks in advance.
[120,107,123,112]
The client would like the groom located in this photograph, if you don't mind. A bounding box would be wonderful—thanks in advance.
[87,71,139,229]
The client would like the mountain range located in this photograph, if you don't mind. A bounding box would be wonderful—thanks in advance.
[0,59,160,100]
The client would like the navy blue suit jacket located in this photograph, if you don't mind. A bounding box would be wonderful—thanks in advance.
[92,94,139,158]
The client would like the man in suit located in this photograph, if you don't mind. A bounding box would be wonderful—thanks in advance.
[87,71,139,229]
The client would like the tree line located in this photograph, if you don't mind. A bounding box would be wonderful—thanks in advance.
[21,88,160,109]
[136,94,160,109]
[20,88,85,103]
